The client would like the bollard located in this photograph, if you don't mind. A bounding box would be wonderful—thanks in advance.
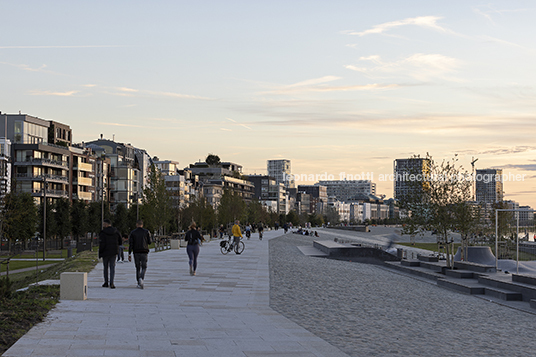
[170,239,180,249]
[60,272,87,300]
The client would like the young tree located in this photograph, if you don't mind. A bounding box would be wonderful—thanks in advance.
[399,154,475,268]
[141,164,173,235]
[217,189,246,226]
[2,192,37,252]
[38,199,56,249]
[113,203,129,236]
[54,197,72,249]
[70,199,88,242]
[205,154,221,166]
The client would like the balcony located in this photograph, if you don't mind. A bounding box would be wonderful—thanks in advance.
[74,177,92,186]
[76,162,93,172]
[73,191,92,201]
[31,188,68,198]
[15,158,68,169]
[16,173,69,183]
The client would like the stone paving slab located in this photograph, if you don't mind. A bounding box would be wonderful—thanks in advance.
[4,231,348,357]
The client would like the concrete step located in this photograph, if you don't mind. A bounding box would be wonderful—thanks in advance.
[420,261,448,274]
[512,274,536,287]
[384,261,443,281]
[437,278,485,295]
[530,299,536,309]
[400,259,420,267]
[445,269,474,279]
[484,287,522,301]
[478,275,536,302]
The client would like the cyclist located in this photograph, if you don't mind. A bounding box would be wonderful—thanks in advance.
[231,220,243,254]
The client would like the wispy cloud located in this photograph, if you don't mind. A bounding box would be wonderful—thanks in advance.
[458,146,536,156]
[226,117,252,130]
[343,16,455,37]
[0,61,63,75]
[28,90,79,96]
[220,128,232,131]
[346,53,463,82]
[0,45,126,49]
[95,122,150,128]
[479,35,527,49]
[498,164,536,171]
[263,75,399,95]
[105,87,212,100]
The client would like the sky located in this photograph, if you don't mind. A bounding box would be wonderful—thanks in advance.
[1,0,536,206]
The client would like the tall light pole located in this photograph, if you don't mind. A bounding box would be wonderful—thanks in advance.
[42,177,48,261]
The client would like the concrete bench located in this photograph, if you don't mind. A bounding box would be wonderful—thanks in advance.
[60,272,87,300]
[512,274,536,286]
[454,261,496,273]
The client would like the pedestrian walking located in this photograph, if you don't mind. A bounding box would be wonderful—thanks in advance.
[117,234,127,263]
[99,219,122,289]
[185,223,204,276]
[232,220,243,254]
[128,220,151,289]
[219,224,225,239]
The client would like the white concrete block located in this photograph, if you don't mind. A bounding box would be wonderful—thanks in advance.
[60,272,87,300]
[170,239,180,249]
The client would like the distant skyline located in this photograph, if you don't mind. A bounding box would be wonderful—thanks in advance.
[1,1,536,206]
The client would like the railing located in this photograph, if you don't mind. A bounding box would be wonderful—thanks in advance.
[16,173,69,182]
[32,188,68,196]
[15,158,68,168]
[154,236,171,252]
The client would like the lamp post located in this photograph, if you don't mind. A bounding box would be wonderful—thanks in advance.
[42,177,48,262]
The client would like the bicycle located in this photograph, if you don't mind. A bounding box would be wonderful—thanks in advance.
[220,235,245,255]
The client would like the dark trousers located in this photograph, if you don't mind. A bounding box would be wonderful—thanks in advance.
[117,246,124,261]
[187,244,200,271]
[102,255,116,284]
[134,253,148,282]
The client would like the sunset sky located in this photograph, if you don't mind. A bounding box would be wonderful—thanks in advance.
[1,1,536,206]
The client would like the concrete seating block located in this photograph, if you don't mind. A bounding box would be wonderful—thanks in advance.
[60,272,87,300]
[180,239,188,248]
[170,239,180,249]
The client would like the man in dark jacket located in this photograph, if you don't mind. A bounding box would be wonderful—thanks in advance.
[99,219,122,289]
[128,220,151,289]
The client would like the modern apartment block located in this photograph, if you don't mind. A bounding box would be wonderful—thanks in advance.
[187,160,253,208]
[3,114,71,204]
[317,180,376,202]
[475,169,503,204]
[297,184,328,214]
[393,158,431,200]
[86,138,143,209]
[0,138,11,197]
[246,174,288,214]
[154,160,198,208]
[267,159,295,189]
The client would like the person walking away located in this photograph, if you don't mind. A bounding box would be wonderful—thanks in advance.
[99,219,122,289]
[245,224,251,239]
[219,224,225,239]
[258,223,264,240]
[128,220,151,289]
[117,234,127,263]
[185,223,204,275]
[232,220,243,254]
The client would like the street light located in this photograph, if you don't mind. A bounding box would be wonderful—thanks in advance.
[42,177,48,262]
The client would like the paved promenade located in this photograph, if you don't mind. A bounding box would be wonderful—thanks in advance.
[5,231,348,357]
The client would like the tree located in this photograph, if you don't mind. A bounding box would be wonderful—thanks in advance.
[2,192,37,252]
[217,189,246,226]
[38,199,56,249]
[323,206,340,225]
[53,197,72,249]
[399,154,475,268]
[286,210,300,226]
[141,164,173,235]
[113,203,129,236]
[205,154,221,166]
[180,195,216,231]
[71,199,88,242]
